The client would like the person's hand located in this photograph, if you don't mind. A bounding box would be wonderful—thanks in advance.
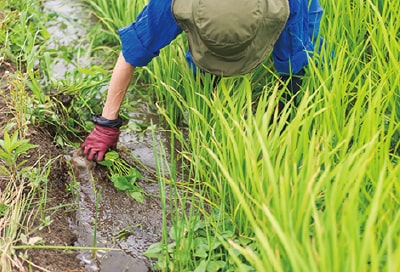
[81,124,120,161]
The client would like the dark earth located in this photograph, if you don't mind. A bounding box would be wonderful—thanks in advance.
[1,60,87,271]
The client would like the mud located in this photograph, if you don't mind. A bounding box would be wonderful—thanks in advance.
[69,149,166,272]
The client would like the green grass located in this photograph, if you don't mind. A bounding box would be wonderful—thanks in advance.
[140,0,400,270]
[1,0,399,271]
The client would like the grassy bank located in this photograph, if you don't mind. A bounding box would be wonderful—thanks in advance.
[0,0,113,270]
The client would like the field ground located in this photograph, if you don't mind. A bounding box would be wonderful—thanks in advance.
[1,62,85,271]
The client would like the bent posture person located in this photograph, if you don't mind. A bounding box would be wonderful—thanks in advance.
[82,0,323,161]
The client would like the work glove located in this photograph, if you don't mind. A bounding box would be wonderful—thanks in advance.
[81,115,122,161]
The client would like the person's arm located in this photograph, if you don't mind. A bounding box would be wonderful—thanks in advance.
[102,52,135,120]
[82,0,182,162]
[81,52,135,161]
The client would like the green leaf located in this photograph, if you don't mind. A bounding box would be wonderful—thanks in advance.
[155,257,168,270]
[104,151,120,161]
[210,239,222,251]
[26,74,45,103]
[10,138,29,151]
[15,143,37,155]
[206,261,226,272]
[77,67,97,75]
[143,242,163,258]
[237,236,253,246]
[98,160,112,167]
[128,168,142,179]
[169,225,176,240]
[167,242,176,253]
[0,150,11,162]
[2,132,11,153]
[111,175,133,191]
[193,219,207,231]
[128,191,144,203]
[169,222,184,241]
[193,247,208,258]
[194,260,207,272]
[9,130,19,149]
[193,237,209,258]
[220,230,234,239]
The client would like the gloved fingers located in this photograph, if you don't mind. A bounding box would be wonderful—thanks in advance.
[82,145,106,162]
[96,150,106,162]
[87,148,98,161]
[81,124,120,161]
[82,144,91,157]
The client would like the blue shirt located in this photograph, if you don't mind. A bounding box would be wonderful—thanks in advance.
[118,0,323,75]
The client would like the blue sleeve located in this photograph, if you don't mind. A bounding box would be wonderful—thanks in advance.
[118,0,183,67]
[273,0,323,75]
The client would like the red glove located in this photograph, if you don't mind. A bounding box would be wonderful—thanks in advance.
[81,124,120,161]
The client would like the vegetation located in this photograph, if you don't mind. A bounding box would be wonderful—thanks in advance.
[1,0,399,271]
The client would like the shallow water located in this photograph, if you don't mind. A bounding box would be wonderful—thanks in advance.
[70,148,167,271]
[43,0,91,79]
[44,0,171,270]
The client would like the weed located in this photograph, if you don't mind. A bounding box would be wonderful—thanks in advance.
[98,151,144,202]
[0,130,37,180]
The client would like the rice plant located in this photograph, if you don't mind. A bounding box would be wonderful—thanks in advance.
[138,0,400,270]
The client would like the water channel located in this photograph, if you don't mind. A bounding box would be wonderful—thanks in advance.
[43,0,171,270]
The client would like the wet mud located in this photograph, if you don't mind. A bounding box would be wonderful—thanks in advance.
[70,149,166,272]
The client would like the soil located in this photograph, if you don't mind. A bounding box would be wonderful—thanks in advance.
[1,61,87,271]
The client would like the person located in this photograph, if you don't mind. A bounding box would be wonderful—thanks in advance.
[81,0,323,162]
